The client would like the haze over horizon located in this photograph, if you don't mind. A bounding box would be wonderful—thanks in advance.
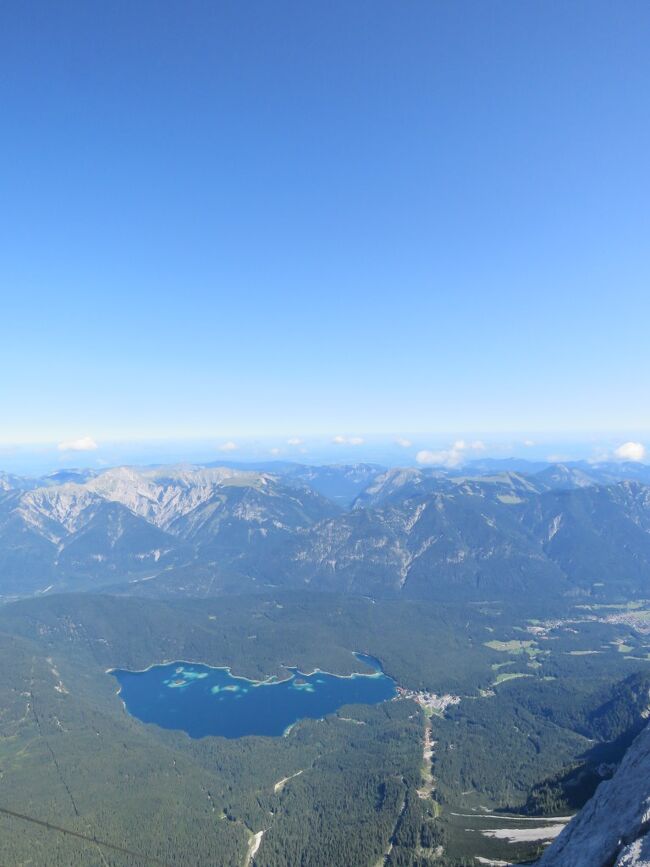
[1,431,647,476]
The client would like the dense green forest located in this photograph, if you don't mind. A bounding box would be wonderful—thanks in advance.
[0,591,648,865]
[0,591,501,693]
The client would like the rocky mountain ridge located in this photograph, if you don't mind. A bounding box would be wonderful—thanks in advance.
[1,461,650,602]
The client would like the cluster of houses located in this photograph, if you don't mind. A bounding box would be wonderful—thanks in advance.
[395,686,461,715]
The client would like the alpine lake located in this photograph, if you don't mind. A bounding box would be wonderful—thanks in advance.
[111,653,396,738]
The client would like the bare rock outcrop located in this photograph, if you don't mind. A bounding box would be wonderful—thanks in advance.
[538,723,650,867]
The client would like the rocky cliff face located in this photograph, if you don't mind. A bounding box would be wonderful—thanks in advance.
[538,723,650,866]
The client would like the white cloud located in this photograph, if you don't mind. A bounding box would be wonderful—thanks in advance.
[416,449,462,467]
[269,447,281,456]
[217,441,239,452]
[395,438,412,448]
[614,441,646,462]
[57,436,98,452]
[332,435,364,446]
[523,439,535,447]
[287,437,303,446]
[416,439,484,468]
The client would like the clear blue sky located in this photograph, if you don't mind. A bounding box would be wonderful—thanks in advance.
[2,0,649,447]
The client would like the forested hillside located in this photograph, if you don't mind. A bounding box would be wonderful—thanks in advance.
[0,591,649,865]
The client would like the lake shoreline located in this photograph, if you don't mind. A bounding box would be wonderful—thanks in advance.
[110,655,396,740]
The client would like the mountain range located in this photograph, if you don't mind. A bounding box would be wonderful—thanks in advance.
[1,459,650,603]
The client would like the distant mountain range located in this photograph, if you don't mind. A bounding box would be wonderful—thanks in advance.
[1,459,650,602]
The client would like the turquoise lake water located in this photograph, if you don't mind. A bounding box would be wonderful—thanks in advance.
[111,653,396,738]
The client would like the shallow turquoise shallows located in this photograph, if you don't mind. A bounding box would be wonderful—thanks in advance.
[111,653,396,739]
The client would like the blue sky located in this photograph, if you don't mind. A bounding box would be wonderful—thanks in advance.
[1,1,649,454]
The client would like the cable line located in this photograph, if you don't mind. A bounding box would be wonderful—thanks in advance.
[0,806,174,866]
